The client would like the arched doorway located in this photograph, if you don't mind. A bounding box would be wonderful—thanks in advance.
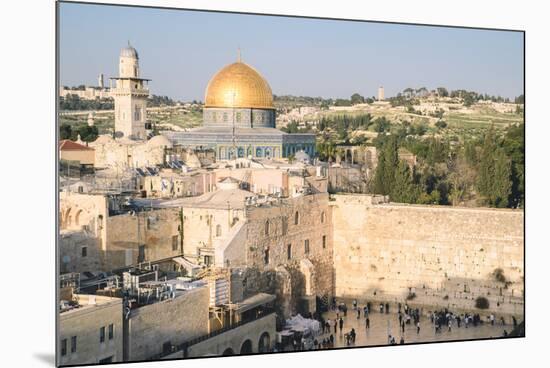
[240,339,253,354]
[258,332,271,353]
[222,347,234,356]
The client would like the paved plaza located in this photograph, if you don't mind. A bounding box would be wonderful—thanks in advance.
[317,308,511,348]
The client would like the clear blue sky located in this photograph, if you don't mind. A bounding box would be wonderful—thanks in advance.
[59,2,524,101]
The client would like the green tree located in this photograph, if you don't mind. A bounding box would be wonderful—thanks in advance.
[491,149,512,208]
[350,93,365,105]
[78,125,99,143]
[60,124,72,140]
[390,161,419,203]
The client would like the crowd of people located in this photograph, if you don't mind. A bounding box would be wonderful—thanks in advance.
[302,298,517,350]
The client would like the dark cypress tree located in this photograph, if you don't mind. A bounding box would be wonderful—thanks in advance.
[477,128,497,203]
[390,161,419,203]
[491,148,512,208]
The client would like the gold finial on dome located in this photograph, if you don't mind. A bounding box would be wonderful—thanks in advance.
[237,47,241,63]
[204,60,274,110]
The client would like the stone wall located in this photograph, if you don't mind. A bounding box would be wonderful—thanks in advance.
[331,194,524,317]
[244,193,334,315]
[58,295,123,366]
[105,208,181,270]
[125,286,209,361]
[185,313,276,357]
[59,230,102,273]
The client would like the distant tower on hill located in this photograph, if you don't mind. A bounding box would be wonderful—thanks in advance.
[87,112,95,127]
[98,73,104,89]
[378,86,385,101]
[110,41,150,140]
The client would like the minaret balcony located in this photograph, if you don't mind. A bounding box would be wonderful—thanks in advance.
[111,87,149,96]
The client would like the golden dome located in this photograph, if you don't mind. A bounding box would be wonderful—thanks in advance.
[204,61,274,109]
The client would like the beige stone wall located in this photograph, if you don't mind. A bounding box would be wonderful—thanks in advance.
[180,206,246,264]
[125,286,209,361]
[60,149,95,166]
[58,296,123,365]
[244,193,334,313]
[59,230,102,273]
[185,313,276,357]
[105,208,181,269]
[331,194,524,316]
[60,192,108,250]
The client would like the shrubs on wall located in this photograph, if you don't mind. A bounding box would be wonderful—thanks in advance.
[475,296,490,309]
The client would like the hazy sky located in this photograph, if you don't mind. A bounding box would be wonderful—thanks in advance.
[59,2,524,101]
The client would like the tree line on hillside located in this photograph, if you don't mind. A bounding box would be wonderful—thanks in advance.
[60,94,177,111]
[369,125,524,209]
[60,95,114,111]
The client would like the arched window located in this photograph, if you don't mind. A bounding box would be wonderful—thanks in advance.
[216,224,222,237]
[287,244,292,260]
[321,211,325,224]
[264,220,270,236]
[294,211,299,225]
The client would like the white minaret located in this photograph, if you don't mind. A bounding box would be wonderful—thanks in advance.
[98,73,104,88]
[378,86,385,101]
[111,42,150,140]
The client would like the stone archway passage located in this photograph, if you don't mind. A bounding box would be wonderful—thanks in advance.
[258,332,271,353]
[240,339,253,354]
[222,347,234,356]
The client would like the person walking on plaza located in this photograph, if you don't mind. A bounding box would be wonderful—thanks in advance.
[401,319,405,333]
[398,311,403,326]
[364,305,368,318]
[448,319,452,332]
[334,318,337,334]
[416,321,421,334]
[400,336,405,344]
[357,308,361,319]
[366,317,370,329]
[339,317,344,334]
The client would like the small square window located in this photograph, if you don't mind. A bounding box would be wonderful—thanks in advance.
[81,247,87,257]
[108,324,114,340]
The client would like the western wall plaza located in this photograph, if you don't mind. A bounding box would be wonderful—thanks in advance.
[57,42,524,365]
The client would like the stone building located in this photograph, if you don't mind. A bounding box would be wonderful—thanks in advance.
[162,57,316,160]
[146,178,334,316]
[58,292,123,365]
[59,139,95,167]
[110,42,150,140]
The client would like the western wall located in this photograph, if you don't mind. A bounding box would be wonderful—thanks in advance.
[331,194,524,317]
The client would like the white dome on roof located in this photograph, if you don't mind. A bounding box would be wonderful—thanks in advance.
[120,43,139,59]
[92,134,114,145]
[295,150,311,164]
[186,153,201,168]
[147,135,173,148]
